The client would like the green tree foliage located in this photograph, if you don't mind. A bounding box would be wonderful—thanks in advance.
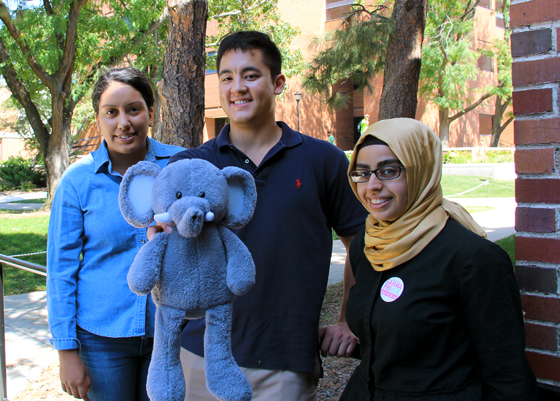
[206,0,306,78]
[419,0,494,146]
[484,0,513,147]
[0,0,306,204]
[0,0,167,207]
[302,0,511,146]
[302,4,392,110]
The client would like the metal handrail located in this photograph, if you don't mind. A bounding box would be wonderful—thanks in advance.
[0,253,47,400]
[0,254,46,276]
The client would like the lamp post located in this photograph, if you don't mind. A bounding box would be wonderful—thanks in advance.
[294,91,302,132]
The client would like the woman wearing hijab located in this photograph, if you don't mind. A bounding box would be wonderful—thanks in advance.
[341,118,537,401]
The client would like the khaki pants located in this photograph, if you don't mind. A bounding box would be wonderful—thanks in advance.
[180,348,320,401]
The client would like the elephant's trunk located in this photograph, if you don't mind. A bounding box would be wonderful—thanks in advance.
[180,207,205,238]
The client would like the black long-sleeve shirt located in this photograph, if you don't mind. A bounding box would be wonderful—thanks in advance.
[342,220,538,401]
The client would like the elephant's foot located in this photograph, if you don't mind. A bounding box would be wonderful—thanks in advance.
[205,303,252,401]
[147,304,187,401]
[147,360,186,401]
[205,359,252,401]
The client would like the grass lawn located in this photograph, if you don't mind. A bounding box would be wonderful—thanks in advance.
[2,175,516,295]
[464,206,497,214]
[442,175,514,198]
[0,211,48,295]
[495,234,515,265]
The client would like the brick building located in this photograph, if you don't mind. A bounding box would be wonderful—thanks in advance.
[0,132,33,161]
[0,1,514,155]
[0,87,32,161]
[202,0,513,150]
[510,0,560,395]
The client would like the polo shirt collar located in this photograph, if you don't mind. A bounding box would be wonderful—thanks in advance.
[93,137,169,174]
[216,121,303,151]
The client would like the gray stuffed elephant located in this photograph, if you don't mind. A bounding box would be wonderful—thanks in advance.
[118,158,257,401]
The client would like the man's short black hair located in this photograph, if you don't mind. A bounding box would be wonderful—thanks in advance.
[217,31,282,80]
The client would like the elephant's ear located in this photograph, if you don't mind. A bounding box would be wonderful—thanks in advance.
[119,161,161,228]
[222,166,257,229]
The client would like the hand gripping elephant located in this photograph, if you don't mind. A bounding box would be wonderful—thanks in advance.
[118,158,257,401]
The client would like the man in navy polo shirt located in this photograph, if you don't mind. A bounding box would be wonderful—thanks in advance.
[152,31,367,400]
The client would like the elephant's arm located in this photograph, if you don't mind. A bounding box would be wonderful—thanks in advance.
[127,232,168,295]
[218,226,256,296]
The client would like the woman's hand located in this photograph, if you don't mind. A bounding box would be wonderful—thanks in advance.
[58,349,91,401]
[147,223,172,240]
[319,322,358,357]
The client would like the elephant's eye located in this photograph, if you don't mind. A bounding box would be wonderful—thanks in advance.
[176,191,182,199]
[198,192,206,198]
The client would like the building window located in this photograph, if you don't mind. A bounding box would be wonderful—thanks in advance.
[479,114,493,136]
[478,55,494,72]
[478,0,490,8]
[496,15,504,28]
[326,0,354,21]
[479,114,493,147]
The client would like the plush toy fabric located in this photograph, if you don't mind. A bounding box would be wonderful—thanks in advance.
[119,159,257,401]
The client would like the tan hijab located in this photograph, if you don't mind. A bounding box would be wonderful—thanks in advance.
[348,118,486,271]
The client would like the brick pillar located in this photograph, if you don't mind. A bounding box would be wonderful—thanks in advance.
[511,0,560,388]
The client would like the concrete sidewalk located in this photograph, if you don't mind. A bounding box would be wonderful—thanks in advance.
[4,292,58,400]
[0,191,46,211]
[2,195,516,399]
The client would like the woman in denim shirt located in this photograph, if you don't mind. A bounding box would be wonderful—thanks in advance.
[47,67,184,401]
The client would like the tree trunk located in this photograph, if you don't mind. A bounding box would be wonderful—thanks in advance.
[42,94,72,209]
[378,0,428,120]
[159,0,208,148]
[491,96,504,147]
[152,87,163,142]
[439,107,450,148]
[491,94,513,147]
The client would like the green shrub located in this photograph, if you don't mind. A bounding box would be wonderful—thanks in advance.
[0,156,46,191]
[443,149,514,164]
[442,150,472,164]
[485,150,514,163]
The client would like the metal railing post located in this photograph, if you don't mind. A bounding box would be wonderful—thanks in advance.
[0,262,8,400]
[0,254,45,401]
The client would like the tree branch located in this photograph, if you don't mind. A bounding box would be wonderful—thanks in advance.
[43,0,65,49]
[459,0,479,21]
[501,95,512,110]
[0,0,53,89]
[210,0,267,19]
[43,0,54,15]
[75,6,168,95]
[0,37,50,152]
[498,115,513,134]
[449,91,493,122]
[54,0,88,86]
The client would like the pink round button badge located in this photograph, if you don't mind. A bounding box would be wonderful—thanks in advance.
[380,277,404,303]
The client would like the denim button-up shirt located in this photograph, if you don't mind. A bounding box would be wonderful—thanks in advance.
[47,138,184,350]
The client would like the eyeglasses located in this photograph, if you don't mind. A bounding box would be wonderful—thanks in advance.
[349,166,405,183]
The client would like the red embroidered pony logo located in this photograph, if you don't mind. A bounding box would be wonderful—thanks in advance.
[296,179,302,188]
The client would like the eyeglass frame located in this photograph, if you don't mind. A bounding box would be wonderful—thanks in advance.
[349,165,406,183]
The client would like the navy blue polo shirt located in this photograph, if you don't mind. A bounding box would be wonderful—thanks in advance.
[170,122,367,372]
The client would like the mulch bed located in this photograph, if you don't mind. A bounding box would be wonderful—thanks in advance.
[12,284,358,401]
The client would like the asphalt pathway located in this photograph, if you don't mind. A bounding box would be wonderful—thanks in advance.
[1,193,516,400]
